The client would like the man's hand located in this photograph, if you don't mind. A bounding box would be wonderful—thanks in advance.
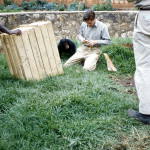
[86,40,98,47]
[82,39,88,44]
[10,29,22,36]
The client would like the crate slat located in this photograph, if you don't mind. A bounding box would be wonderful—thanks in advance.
[34,27,52,76]
[21,29,40,80]
[46,22,64,74]
[40,25,58,75]
[5,35,18,77]
[9,35,24,79]
[1,36,14,75]
[28,28,46,79]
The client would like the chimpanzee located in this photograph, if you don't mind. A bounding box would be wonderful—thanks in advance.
[58,38,76,58]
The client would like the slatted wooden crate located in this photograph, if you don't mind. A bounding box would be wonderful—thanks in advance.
[0,21,63,81]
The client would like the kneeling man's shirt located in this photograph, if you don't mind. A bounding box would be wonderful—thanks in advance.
[78,19,111,47]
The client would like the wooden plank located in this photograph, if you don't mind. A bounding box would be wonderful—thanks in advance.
[28,28,46,79]
[21,29,40,80]
[13,33,33,80]
[104,53,117,72]
[33,26,52,76]
[4,35,18,77]
[9,35,24,79]
[40,25,58,75]
[46,22,64,74]
[0,35,14,75]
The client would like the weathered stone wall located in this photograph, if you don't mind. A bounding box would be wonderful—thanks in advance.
[0,11,137,42]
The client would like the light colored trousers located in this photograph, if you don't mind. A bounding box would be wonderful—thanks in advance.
[64,45,102,71]
[133,11,150,114]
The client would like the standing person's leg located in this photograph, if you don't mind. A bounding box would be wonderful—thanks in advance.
[134,34,150,114]
[128,11,150,124]
[83,47,102,71]
[64,45,87,67]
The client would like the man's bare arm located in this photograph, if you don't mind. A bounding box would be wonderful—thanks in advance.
[0,24,21,35]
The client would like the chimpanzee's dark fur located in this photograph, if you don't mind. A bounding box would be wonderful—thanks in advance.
[58,38,76,58]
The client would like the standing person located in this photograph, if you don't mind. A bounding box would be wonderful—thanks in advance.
[0,24,21,35]
[64,10,111,71]
[127,0,150,124]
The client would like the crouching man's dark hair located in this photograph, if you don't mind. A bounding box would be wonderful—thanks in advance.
[83,10,95,21]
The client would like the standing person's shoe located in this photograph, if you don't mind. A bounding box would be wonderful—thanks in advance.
[128,109,150,124]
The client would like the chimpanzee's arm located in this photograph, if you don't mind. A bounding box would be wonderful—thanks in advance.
[69,41,76,55]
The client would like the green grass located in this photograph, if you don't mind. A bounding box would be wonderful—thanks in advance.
[0,9,22,13]
[101,43,135,75]
[0,38,150,150]
[111,37,133,45]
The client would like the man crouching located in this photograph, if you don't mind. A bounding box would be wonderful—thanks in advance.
[64,10,111,71]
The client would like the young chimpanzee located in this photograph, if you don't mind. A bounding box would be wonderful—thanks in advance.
[58,38,76,58]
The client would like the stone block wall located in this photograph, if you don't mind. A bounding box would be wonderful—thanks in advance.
[0,11,137,42]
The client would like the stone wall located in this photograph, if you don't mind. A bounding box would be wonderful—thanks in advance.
[0,11,137,42]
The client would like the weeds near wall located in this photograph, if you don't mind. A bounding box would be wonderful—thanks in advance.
[90,0,115,11]
[0,0,116,12]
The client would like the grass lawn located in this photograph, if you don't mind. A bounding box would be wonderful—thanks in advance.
[0,38,150,149]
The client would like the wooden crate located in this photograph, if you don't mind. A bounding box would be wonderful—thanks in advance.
[0,21,64,81]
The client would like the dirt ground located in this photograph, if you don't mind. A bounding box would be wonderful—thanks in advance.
[121,44,133,49]
[109,75,137,95]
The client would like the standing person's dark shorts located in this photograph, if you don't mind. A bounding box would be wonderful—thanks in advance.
[127,0,150,124]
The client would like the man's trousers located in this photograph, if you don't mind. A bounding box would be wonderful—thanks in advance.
[64,45,102,71]
[133,11,150,114]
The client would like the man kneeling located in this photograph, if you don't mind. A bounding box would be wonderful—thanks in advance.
[64,10,111,71]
